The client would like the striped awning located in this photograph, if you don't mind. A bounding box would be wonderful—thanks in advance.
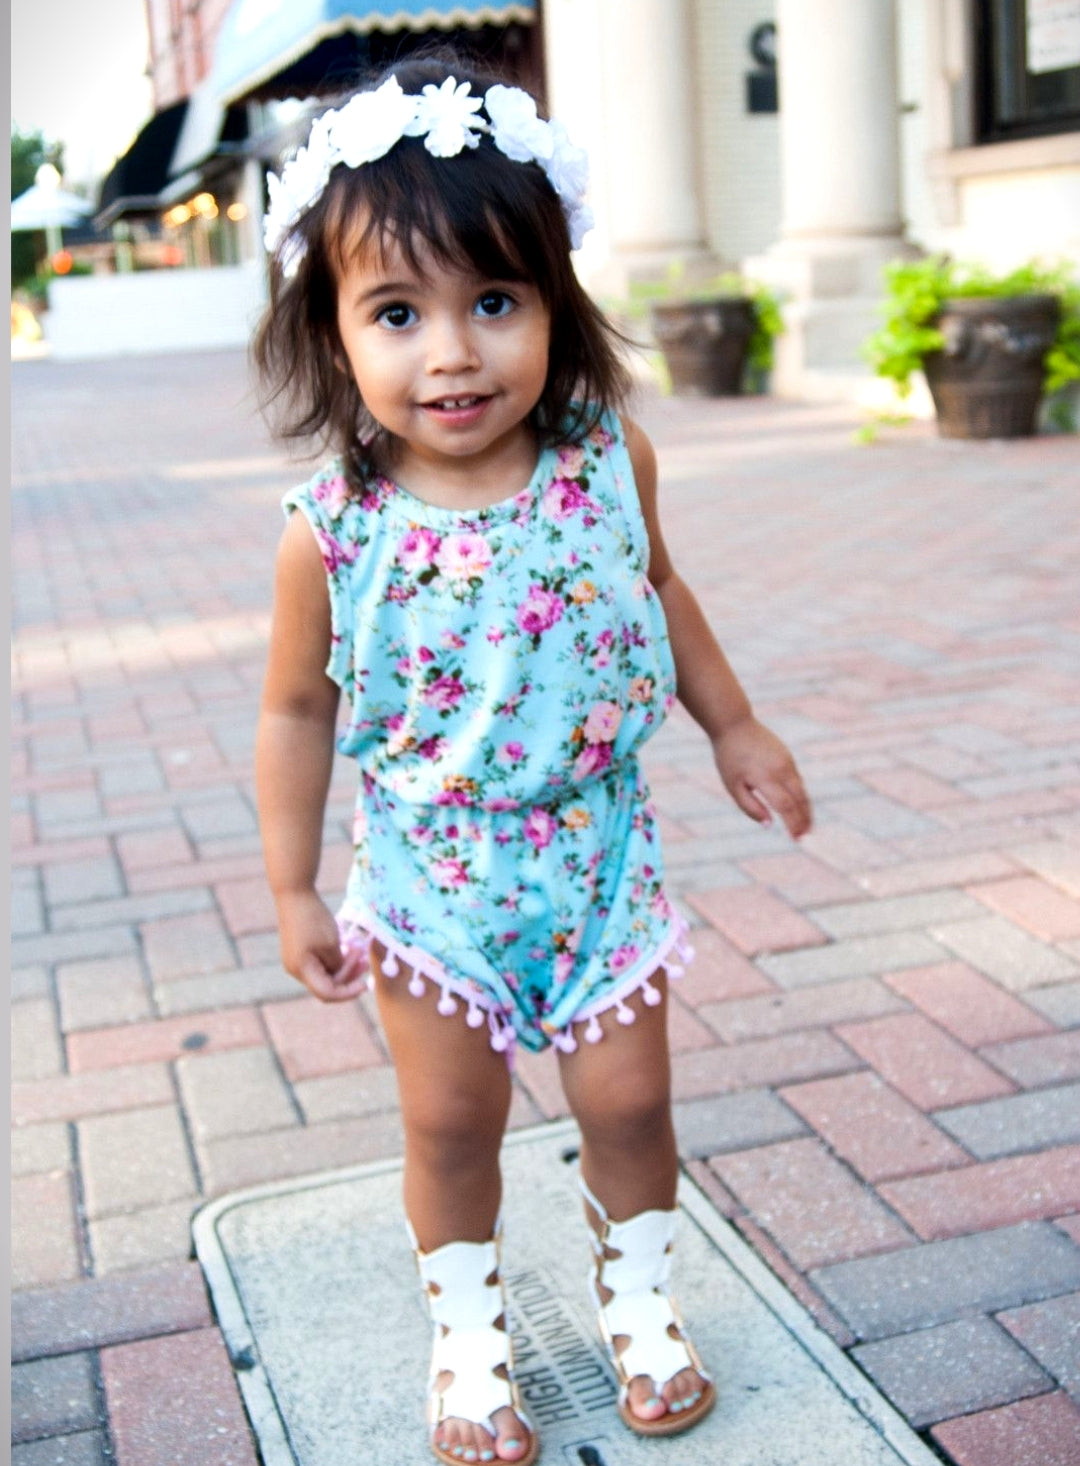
[211,0,537,105]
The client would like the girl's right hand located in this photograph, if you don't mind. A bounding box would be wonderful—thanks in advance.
[275,888,369,1002]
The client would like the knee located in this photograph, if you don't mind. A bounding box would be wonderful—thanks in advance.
[402,1082,506,1170]
[573,1072,672,1153]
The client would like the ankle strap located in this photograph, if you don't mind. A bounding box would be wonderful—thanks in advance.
[577,1172,609,1226]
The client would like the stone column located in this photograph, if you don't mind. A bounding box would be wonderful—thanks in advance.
[748,0,914,394]
[543,0,708,292]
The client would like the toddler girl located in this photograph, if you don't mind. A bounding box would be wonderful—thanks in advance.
[254,53,811,1466]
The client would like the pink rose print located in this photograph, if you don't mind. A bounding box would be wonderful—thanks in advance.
[609,944,640,974]
[313,473,350,520]
[441,630,467,650]
[583,701,622,744]
[554,951,575,984]
[556,445,586,476]
[422,674,467,712]
[628,677,654,704]
[487,627,505,644]
[485,797,520,812]
[498,741,526,766]
[397,526,442,572]
[516,585,564,636]
[431,858,469,889]
[573,742,613,782]
[523,808,558,850]
[417,646,436,664]
[314,528,354,576]
[436,532,493,582]
[542,477,594,522]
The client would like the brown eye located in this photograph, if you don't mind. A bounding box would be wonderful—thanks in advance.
[378,303,415,329]
[475,291,513,318]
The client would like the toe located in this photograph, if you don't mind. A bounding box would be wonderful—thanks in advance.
[626,1375,666,1421]
[662,1367,705,1414]
[492,1406,530,1462]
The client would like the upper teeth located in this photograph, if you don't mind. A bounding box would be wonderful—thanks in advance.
[436,397,477,408]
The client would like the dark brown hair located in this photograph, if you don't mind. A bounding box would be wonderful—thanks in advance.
[252,53,632,493]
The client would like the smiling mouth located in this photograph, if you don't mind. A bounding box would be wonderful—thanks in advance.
[422,394,490,411]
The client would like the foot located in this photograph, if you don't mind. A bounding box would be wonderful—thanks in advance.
[433,1393,533,1463]
[621,1357,708,1424]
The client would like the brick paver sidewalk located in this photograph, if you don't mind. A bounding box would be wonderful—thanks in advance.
[12,351,1080,1466]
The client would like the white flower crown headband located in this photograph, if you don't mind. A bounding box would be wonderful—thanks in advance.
[264,74,595,279]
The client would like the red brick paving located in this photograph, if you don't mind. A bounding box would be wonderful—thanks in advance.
[931,1391,1080,1466]
[261,994,385,1079]
[686,884,828,955]
[713,1137,915,1268]
[779,1071,969,1183]
[880,1146,1080,1239]
[673,926,775,1005]
[66,1008,266,1072]
[834,1012,1016,1109]
[12,357,1080,1466]
[101,1328,258,1466]
[970,876,1080,941]
[882,962,1053,1047]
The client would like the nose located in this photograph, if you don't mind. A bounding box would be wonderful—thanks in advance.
[425,311,481,374]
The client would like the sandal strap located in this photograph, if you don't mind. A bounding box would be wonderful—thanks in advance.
[411,1227,532,1438]
[581,1182,712,1397]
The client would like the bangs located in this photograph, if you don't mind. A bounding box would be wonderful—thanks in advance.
[320,136,556,292]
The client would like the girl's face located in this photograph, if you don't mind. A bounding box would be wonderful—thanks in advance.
[335,228,551,495]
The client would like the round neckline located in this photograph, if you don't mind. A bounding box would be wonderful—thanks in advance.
[374,441,558,529]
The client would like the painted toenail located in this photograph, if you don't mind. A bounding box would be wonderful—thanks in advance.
[481,1454,495,1463]
[503,1441,522,1452]
[464,1452,477,1463]
[670,1399,684,1412]
[646,1397,661,1411]
[452,1450,464,1460]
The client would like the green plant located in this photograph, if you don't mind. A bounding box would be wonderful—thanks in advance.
[865,255,1080,399]
[626,264,785,375]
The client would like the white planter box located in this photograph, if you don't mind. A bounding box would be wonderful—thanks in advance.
[45,262,268,360]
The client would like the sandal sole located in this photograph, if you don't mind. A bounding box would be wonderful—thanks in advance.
[617,1380,716,1437]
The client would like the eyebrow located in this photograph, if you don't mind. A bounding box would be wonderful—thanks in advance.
[352,280,422,309]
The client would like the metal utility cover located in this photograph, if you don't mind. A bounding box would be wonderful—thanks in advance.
[193,1120,938,1466]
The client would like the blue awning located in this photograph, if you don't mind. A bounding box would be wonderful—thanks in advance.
[211,0,537,105]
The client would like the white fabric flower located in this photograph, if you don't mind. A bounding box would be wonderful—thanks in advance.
[263,75,595,274]
[264,135,333,255]
[405,78,484,158]
[542,119,590,207]
[484,84,553,164]
[331,76,419,167]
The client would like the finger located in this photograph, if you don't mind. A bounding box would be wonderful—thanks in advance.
[733,782,773,825]
[298,951,364,1003]
[759,780,813,840]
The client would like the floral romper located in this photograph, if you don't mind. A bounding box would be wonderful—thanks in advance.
[283,410,692,1057]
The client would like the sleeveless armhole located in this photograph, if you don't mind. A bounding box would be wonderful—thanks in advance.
[604,409,652,566]
[280,469,357,689]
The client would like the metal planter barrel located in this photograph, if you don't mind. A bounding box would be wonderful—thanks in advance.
[649,297,756,396]
[922,294,1060,439]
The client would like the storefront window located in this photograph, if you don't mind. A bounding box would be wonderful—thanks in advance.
[976,0,1080,141]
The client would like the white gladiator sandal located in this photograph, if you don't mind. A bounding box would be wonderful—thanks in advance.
[410,1221,538,1466]
[580,1176,715,1437]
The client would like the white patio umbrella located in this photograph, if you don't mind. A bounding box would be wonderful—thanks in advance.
[10,165,94,255]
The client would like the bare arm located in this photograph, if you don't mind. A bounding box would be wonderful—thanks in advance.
[255,511,367,1000]
[624,417,812,839]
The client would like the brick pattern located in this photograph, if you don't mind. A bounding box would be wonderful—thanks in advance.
[12,360,1080,1465]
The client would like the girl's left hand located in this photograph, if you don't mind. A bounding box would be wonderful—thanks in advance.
[713,716,813,840]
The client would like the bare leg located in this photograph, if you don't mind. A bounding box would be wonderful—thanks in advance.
[373,947,531,1463]
[556,974,706,1423]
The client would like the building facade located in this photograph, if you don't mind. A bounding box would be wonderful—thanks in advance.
[546,0,1080,398]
